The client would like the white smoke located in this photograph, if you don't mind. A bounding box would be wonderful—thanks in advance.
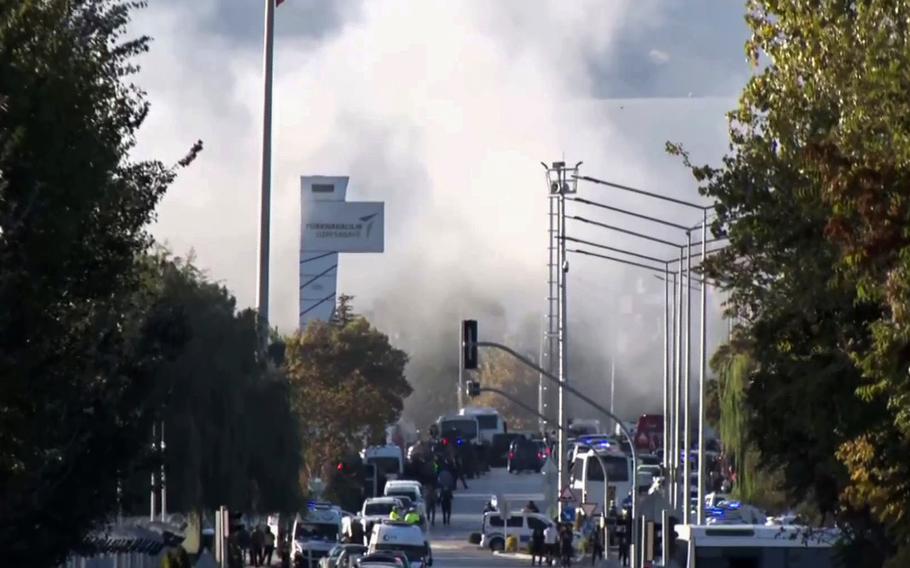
[133,0,738,421]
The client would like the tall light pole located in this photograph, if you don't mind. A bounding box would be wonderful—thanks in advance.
[697,210,708,523]
[683,231,692,524]
[544,161,581,515]
[256,0,276,351]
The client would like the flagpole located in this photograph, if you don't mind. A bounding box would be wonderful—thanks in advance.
[257,0,275,352]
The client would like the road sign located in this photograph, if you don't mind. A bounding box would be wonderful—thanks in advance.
[559,486,575,502]
[581,502,599,517]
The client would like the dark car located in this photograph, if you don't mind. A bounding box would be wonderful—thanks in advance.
[508,438,545,473]
[490,433,525,468]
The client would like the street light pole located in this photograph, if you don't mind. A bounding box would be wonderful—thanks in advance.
[662,264,670,476]
[673,247,683,512]
[683,232,693,524]
[697,210,708,524]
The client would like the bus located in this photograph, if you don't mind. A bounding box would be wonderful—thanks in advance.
[458,407,505,445]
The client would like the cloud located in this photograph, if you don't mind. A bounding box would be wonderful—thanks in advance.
[649,49,671,65]
[132,0,742,422]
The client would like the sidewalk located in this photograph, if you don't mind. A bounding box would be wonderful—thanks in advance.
[493,550,620,567]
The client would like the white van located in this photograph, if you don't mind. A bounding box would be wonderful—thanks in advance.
[458,407,504,445]
[480,511,555,552]
[292,503,343,567]
[383,480,426,517]
[570,448,633,513]
[671,524,841,567]
[367,521,433,568]
[361,445,404,479]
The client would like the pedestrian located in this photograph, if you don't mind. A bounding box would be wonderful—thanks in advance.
[526,500,540,513]
[437,467,455,493]
[589,522,603,566]
[454,456,469,490]
[404,507,421,525]
[237,526,251,567]
[250,524,264,567]
[559,524,573,568]
[531,526,546,566]
[263,525,275,566]
[390,505,403,522]
[543,523,558,567]
[617,512,630,567]
[425,484,438,526]
[440,487,454,526]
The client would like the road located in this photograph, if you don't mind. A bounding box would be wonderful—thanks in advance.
[427,466,550,568]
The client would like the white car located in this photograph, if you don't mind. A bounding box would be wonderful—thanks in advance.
[368,521,433,567]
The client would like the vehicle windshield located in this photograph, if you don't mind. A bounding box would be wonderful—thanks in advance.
[386,488,419,501]
[295,523,338,541]
[586,455,629,482]
[364,502,396,516]
[476,415,499,429]
[375,543,428,562]
[440,419,478,438]
[367,456,401,475]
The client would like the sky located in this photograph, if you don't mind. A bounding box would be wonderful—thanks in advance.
[131,0,751,422]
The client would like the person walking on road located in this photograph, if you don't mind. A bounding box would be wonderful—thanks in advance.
[250,525,264,567]
[440,487,454,526]
[559,524,574,567]
[617,511,631,567]
[531,526,546,566]
[589,522,603,566]
[525,500,540,513]
[543,523,558,567]
[425,485,438,526]
[263,525,275,566]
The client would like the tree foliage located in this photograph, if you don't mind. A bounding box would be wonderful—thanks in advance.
[679,0,910,562]
[0,1,199,565]
[473,349,541,430]
[285,297,411,498]
[148,254,301,514]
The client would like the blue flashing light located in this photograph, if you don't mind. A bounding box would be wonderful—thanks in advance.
[456,438,464,446]
[727,501,742,509]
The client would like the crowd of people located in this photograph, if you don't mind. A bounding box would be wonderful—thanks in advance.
[233,524,275,567]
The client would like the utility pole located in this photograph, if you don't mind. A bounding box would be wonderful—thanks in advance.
[683,232,692,524]
[543,160,581,515]
[149,422,157,521]
[697,211,708,523]
[610,358,616,432]
[256,0,276,352]
[673,247,683,511]
[159,420,167,521]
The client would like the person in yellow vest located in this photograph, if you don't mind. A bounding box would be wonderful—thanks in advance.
[389,506,403,522]
[404,509,421,525]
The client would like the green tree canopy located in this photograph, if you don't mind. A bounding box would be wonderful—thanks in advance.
[0,1,199,565]
[679,0,910,563]
[146,254,301,514]
[286,297,411,501]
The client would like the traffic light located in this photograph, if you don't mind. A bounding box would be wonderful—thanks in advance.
[466,380,481,398]
[462,320,478,370]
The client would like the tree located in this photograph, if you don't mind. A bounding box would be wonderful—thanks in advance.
[472,349,541,430]
[144,254,301,514]
[285,296,410,501]
[673,0,910,562]
[0,1,200,565]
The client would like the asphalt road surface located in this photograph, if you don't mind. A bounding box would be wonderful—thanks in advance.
[427,466,550,568]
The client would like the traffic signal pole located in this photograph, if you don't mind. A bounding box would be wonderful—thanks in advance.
[469,337,640,565]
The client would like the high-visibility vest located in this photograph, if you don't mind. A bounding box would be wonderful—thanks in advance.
[390,510,402,521]
[404,511,420,525]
